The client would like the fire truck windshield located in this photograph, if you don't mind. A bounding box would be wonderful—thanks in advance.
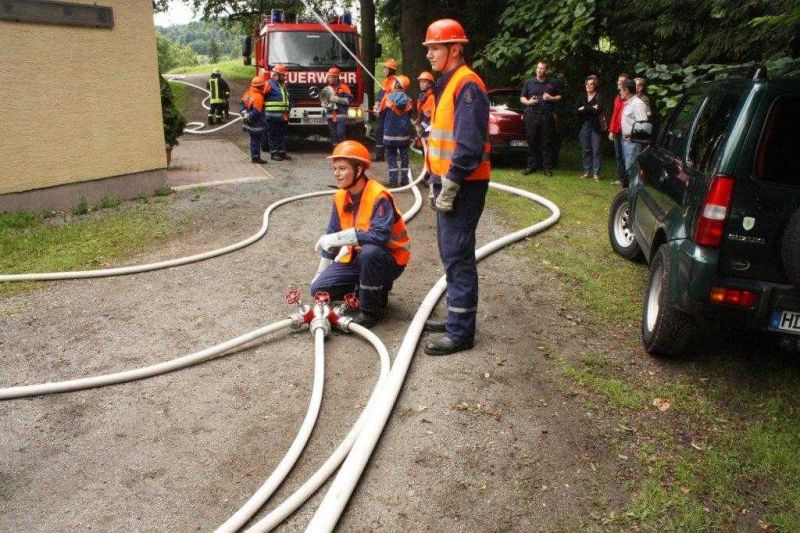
[269,32,357,69]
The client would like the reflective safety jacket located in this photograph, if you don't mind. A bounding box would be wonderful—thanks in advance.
[417,88,435,130]
[239,88,266,132]
[376,75,397,112]
[207,75,230,104]
[426,64,491,182]
[264,79,290,121]
[328,82,353,123]
[333,179,410,266]
[383,91,414,146]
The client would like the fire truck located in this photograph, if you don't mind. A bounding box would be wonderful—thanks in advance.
[242,10,368,138]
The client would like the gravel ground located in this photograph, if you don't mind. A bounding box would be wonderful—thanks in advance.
[0,76,634,531]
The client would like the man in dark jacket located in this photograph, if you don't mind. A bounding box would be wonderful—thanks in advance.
[520,61,562,176]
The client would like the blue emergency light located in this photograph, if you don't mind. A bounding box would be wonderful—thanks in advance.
[340,12,352,25]
[271,9,283,23]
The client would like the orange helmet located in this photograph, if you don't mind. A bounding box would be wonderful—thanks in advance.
[273,64,288,74]
[327,66,341,77]
[250,75,266,87]
[326,140,371,169]
[417,71,434,82]
[382,58,399,71]
[394,75,411,91]
[423,19,469,45]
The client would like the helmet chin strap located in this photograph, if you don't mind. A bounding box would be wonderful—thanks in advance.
[343,168,366,190]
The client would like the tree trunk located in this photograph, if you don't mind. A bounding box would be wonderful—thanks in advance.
[359,0,376,107]
[400,0,429,98]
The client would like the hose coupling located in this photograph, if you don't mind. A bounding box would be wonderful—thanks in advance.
[288,305,313,330]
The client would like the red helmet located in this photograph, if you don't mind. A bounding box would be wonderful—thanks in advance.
[326,140,371,169]
[250,75,266,87]
[273,64,288,74]
[423,19,469,45]
[382,58,399,71]
[327,66,341,77]
[394,75,411,91]
[417,71,434,82]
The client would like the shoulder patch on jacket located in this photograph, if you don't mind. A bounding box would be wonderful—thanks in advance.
[463,88,475,104]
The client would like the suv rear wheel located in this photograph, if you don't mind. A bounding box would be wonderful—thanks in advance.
[608,189,643,261]
[642,246,693,357]
[782,207,800,287]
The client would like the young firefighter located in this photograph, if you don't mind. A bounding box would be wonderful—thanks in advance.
[415,71,436,185]
[207,68,230,125]
[310,141,410,328]
[324,66,353,146]
[239,75,268,164]
[264,64,292,161]
[373,58,398,161]
[422,19,491,356]
[383,75,414,187]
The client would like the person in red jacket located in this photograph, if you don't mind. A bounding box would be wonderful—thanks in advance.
[608,72,629,186]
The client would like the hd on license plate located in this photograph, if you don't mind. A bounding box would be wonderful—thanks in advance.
[510,140,528,147]
[769,310,800,335]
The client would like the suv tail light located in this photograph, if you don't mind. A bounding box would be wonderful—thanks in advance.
[694,174,735,247]
[709,286,758,308]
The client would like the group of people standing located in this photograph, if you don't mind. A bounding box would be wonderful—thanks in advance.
[238,65,292,164]
[311,18,490,357]
[519,64,653,184]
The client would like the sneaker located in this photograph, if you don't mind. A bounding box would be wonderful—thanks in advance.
[580,173,590,179]
[593,175,600,182]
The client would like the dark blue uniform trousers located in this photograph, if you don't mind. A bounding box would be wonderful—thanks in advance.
[385,144,410,186]
[327,119,347,146]
[310,243,404,313]
[267,119,288,155]
[434,180,488,343]
[247,129,264,160]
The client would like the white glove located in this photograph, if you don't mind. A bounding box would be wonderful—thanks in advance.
[311,257,332,284]
[332,95,348,105]
[434,177,460,213]
[314,227,358,254]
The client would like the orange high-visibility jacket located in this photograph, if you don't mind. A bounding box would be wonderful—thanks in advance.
[378,75,397,111]
[333,179,410,266]
[425,65,491,181]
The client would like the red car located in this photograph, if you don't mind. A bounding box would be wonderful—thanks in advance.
[487,88,528,159]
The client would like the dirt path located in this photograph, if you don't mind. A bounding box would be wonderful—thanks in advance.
[0,77,636,531]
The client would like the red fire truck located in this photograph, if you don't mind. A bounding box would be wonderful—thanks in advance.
[243,10,368,138]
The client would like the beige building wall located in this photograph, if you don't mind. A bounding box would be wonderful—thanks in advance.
[0,0,166,204]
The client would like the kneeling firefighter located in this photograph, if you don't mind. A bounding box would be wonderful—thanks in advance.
[310,141,410,328]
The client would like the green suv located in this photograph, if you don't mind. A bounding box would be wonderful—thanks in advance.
[608,70,800,357]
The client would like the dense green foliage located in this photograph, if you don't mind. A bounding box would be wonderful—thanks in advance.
[156,32,199,72]
[160,75,186,146]
[157,20,240,59]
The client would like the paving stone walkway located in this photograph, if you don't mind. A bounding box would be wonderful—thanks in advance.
[167,138,271,187]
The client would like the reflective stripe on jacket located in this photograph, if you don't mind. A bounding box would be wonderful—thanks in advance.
[264,79,290,119]
[383,92,413,145]
[333,179,410,266]
[208,77,225,104]
[426,65,491,181]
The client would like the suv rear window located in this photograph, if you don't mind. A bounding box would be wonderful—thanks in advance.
[686,92,740,173]
[755,96,800,188]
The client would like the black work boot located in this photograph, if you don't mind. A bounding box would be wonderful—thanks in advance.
[271,153,283,161]
[280,152,292,161]
[351,310,381,329]
[423,318,446,332]
[252,157,268,164]
[424,335,474,356]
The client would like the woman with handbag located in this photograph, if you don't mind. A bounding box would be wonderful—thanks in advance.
[575,74,605,181]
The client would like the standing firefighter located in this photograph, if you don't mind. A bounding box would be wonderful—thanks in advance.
[265,64,292,161]
[415,71,436,185]
[207,68,230,125]
[383,75,414,186]
[310,141,410,328]
[239,75,268,164]
[324,66,354,146]
[373,58,398,161]
[422,19,491,356]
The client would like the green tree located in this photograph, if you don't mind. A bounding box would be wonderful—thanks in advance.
[156,32,199,72]
[209,38,221,63]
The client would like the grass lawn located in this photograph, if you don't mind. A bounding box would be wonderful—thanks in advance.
[0,200,173,298]
[168,81,192,115]
[168,59,256,81]
[489,143,800,530]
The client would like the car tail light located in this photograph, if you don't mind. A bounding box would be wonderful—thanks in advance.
[709,286,758,308]
[694,174,735,247]
[488,114,499,135]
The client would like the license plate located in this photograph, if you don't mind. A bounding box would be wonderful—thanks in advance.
[768,310,800,335]
[509,140,528,147]
[305,117,326,125]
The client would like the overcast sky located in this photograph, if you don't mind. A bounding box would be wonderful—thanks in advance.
[153,0,200,28]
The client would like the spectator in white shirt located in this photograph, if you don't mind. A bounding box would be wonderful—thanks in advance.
[621,80,650,172]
